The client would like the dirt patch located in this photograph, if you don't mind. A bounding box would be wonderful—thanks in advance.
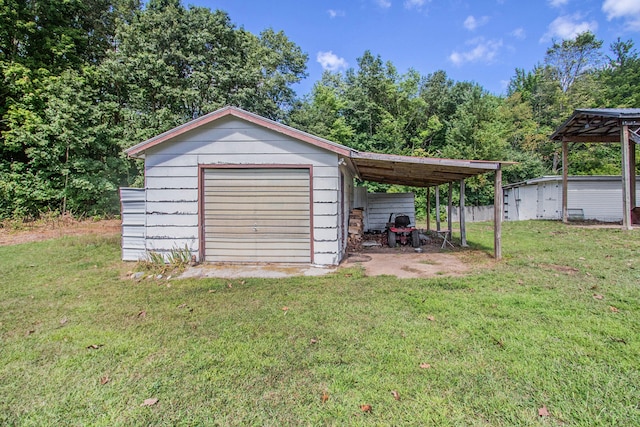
[343,251,487,279]
[539,264,580,274]
[0,218,121,246]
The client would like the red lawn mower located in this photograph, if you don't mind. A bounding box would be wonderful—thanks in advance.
[386,213,420,248]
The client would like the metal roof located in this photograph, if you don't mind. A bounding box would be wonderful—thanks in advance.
[126,106,508,188]
[550,108,640,142]
[350,152,504,187]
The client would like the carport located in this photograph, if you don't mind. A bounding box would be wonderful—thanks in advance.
[349,151,507,259]
[550,108,640,229]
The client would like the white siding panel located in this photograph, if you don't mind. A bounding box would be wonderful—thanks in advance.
[120,188,146,261]
[314,228,338,241]
[146,201,198,215]
[145,166,198,177]
[146,214,198,227]
[146,189,198,202]
[313,166,339,178]
[314,241,339,254]
[315,190,338,203]
[314,216,338,228]
[146,239,199,252]
[314,253,339,266]
[122,225,145,238]
[146,176,198,189]
[314,203,338,215]
[146,226,199,239]
[122,213,145,226]
[314,177,339,190]
[123,248,146,261]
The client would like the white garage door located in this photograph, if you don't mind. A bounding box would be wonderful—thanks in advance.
[203,168,311,263]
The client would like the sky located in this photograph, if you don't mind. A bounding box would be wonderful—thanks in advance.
[190,0,640,96]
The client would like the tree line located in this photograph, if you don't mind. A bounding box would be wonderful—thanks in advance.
[1,0,639,219]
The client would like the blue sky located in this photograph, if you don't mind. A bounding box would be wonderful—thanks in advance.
[191,0,640,96]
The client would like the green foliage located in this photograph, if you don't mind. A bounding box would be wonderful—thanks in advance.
[2,3,639,219]
[1,1,307,219]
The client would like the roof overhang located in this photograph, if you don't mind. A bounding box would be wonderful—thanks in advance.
[550,108,640,143]
[350,151,506,187]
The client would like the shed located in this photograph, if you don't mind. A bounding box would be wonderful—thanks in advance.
[121,106,507,265]
[503,176,640,222]
[550,108,640,228]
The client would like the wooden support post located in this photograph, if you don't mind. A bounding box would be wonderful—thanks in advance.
[631,137,637,209]
[447,182,453,235]
[460,179,467,247]
[562,140,568,223]
[435,185,441,232]
[494,166,503,260]
[621,125,633,230]
[426,187,431,231]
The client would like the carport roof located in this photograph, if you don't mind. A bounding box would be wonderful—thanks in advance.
[550,108,640,143]
[350,151,504,187]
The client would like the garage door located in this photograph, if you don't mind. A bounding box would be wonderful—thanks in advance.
[203,168,311,263]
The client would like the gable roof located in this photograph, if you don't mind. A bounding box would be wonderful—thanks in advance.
[550,108,640,143]
[125,106,353,158]
[125,106,508,188]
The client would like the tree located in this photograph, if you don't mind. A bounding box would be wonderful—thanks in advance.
[596,38,640,108]
[545,31,603,93]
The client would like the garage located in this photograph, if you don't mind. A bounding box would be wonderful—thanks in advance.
[121,106,506,265]
[202,167,311,263]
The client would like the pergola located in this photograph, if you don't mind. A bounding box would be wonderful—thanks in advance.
[349,151,509,259]
[550,108,640,229]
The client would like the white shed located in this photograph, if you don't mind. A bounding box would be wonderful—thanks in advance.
[121,106,508,263]
[122,106,356,266]
[504,175,640,222]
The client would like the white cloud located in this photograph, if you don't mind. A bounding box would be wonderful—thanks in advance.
[463,15,490,31]
[603,0,640,31]
[404,0,426,10]
[317,51,349,72]
[327,9,345,18]
[541,14,598,42]
[511,27,526,39]
[376,0,392,8]
[548,0,569,8]
[449,38,504,66]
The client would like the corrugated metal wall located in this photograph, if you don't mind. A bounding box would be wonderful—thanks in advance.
[353,192,416,232]
[504,176,640,221]
[120,187,146,261]
[202,168,311,263]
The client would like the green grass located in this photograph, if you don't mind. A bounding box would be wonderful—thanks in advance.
[1,222,639,426]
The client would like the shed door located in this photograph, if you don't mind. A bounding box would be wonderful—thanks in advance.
[203,168,311,263]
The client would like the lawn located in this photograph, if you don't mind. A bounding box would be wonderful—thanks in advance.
[0,221,639,426]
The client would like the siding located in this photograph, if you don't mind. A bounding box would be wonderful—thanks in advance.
[120,187,146,261]
[504,176,640,221]
[143,116,342,265]
[352,191,416,232]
